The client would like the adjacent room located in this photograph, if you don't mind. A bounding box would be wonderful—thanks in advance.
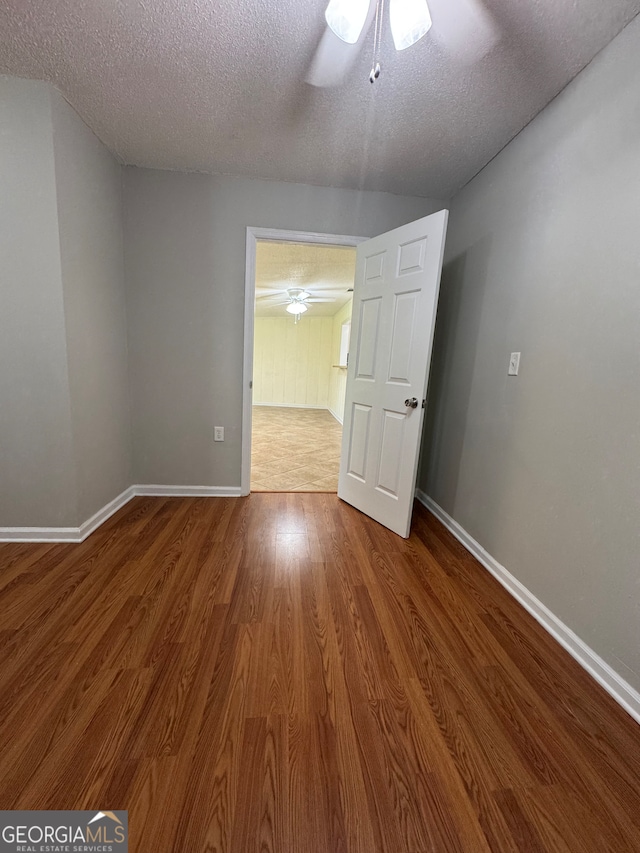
[250,240,355,492]
[1,1,640,851]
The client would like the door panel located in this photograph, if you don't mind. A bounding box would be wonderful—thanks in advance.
[356,298,382,380]
[338,210,449,538]
[398,236,427,275]
[347,403,372,480]
[364,251,385,281]
[388,290,419,384]
[377,409,406,497]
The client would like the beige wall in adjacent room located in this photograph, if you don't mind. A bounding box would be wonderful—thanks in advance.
[253,316,333,408]
[420,16,640,693]
[328,300,353,424]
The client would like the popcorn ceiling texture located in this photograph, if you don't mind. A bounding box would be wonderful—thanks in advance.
[1,0,638,198]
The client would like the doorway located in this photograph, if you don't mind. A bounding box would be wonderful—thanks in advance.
[251,241,354,491]
[243,212,449,537]
[242,228,363,496]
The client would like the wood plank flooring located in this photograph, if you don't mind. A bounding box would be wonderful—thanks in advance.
[1,494,639,852]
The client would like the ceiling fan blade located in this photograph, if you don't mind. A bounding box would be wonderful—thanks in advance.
[306,298,338,302]
[427,0,499,64]
[303,288,352,296]
[255,289,289,299]
[306,0,377,88]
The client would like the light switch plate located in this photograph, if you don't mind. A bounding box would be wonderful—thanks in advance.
[214,426,224,441]
[508,352,521,376]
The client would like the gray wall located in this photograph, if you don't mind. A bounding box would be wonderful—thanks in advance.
[420,17,640,691]
[0,76,130,528]
[51,90,132,521]
[123,169,443,486]
[0,77,77,527]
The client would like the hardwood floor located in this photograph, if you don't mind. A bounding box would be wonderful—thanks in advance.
[1,494,639,852]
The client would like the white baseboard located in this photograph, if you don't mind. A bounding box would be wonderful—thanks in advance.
[78,486,137,540]
[254,401,344,424]
[0,485,241,543]
[0,526,86,544]
[133,485,242,498]
[253,402,328,410]
[0,486,136,544]
[415,489,640,726]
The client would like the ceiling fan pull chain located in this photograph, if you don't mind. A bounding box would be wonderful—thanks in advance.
[370,0,384,83]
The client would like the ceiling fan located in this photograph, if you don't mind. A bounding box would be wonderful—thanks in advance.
[256,286,342,321]
[307,0,499,88]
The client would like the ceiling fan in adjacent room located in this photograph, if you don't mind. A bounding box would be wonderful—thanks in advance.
[307,0,499,87]
[256,286,341,322]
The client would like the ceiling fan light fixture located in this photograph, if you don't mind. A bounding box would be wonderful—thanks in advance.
[286,302,308,315]
[325,0,371,44]
[389,0,432,51]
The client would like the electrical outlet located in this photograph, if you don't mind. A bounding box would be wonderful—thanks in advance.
[214,426,224,442]
[508,352,521,376]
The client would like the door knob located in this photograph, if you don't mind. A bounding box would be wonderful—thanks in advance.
[404,397,419,408]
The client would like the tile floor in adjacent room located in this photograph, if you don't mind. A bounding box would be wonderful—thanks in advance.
[251,406,342,491]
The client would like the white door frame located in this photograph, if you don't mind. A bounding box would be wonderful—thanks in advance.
[242,227,366,496]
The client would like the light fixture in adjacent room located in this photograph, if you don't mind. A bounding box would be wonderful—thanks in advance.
[286,300,308,324]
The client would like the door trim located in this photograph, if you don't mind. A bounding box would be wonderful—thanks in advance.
[242,227,365,496]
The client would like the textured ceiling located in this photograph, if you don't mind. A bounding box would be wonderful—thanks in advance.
[1,1,639,198]
[255,242,356,317]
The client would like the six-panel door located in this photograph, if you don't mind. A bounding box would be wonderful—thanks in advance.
[338,210,449,538]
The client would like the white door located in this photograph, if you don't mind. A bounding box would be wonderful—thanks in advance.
[338,210,449,538]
